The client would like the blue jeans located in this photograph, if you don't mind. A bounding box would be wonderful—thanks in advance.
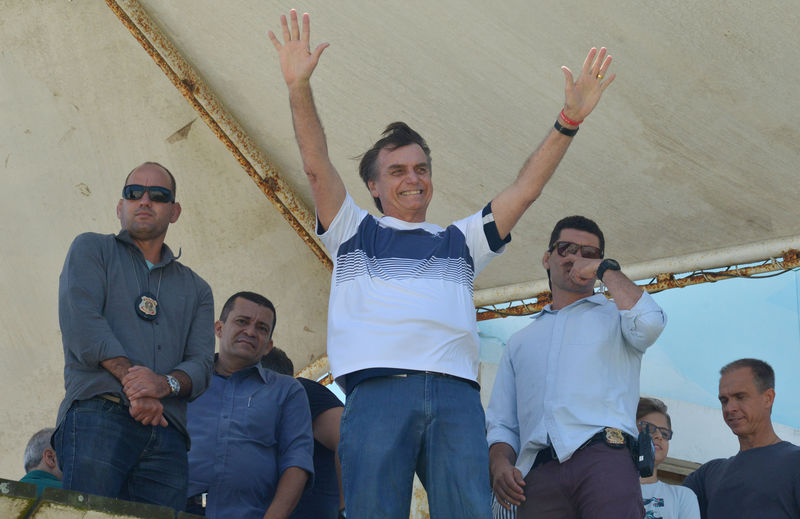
[339,373,492,519]
[53,397,188,511]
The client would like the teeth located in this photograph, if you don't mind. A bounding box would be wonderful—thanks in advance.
[402,190,422,195]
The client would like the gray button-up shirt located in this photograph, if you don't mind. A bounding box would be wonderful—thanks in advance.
[57,230,215,442]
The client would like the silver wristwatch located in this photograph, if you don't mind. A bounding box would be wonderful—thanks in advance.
[165,374,181,397]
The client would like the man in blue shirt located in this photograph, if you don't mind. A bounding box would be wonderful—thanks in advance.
[187,292,314,519]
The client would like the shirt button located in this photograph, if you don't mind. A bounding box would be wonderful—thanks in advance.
[157,345,162,350]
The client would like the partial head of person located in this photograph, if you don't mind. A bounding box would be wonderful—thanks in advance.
[636,397,673,469]
[358,122,433,222]
[216,292,277,374]
[542,215,605,293]
[117,161,181,241]
[718,358,776,445]
[261,346,295,377]
[23,428,61,479]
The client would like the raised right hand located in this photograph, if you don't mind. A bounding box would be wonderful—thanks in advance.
[268,9,329,88]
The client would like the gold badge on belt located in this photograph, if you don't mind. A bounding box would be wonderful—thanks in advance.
[604,427,625,447]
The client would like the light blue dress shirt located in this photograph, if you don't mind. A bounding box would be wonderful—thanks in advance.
[486,292,666,477]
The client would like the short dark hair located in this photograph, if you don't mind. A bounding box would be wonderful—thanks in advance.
[358,122,432,213]
[720,358,775,393]
[24,428,55,473]
[261,346,295,376]
[219,292,277,337]
[124,162,177,198]
[637,397,672,429]
[548,215,605,253]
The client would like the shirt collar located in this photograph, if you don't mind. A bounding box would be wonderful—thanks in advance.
[539,292,608,316]
[213,352,274,384]
[115,230,179,266]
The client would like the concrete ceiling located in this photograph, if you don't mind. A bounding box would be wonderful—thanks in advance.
[1,0,799,478]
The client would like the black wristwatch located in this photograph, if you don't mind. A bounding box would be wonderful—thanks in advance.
[596,258,621,281]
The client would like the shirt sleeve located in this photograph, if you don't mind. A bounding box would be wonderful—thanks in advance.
[277,380,315,486]
[317,193,368,254]
[683,466,708,519]
[620,291,667,353]
[452,202,511,276]
[58,233,128,367]
[298,378,344,419]
[171,275,215,401]
[485,341,521,455]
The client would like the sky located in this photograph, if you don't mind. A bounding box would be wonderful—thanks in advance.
[478,269,800,430]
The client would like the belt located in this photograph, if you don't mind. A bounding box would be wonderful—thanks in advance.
[394,371,480,390]
[98,394,123,404]
[187,493,207,508]
[533,428,634,469]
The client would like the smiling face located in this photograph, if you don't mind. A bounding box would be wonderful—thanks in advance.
[718,366,775,440]
[116,164,180,241]
[368,143,433,223]
[638,412,670,467]
[216,297,275,371]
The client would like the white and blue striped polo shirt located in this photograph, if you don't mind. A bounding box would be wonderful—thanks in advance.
[318,193,510,388]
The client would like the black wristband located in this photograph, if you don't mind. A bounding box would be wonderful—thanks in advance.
[554,120,578,137]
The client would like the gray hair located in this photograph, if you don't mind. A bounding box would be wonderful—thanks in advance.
[23,428,55,472]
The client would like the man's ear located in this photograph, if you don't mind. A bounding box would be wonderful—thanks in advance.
[214,320,224,338]
[368,180,379,198]
[542,250,551,271]
[43,448,58,469]
[169,202,182,223]
[763,387,776,410]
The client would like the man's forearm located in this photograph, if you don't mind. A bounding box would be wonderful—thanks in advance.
[263,466,309,519]
[601,269,643,311]
[288,83,333,176]
[287,82,345,227]
[100,356,132,383]
[491,126,574,239]
[489,442,518,473]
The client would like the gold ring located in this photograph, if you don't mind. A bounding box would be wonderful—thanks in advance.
[597,74,604,79]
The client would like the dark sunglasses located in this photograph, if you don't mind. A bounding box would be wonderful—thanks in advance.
[122,184,175,203]
[549,241,603,259]
[638,421,674,440]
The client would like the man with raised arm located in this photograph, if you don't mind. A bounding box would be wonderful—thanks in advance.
[269,10,615,519]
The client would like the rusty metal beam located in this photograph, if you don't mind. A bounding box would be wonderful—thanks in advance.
[105,0,332,271]
[477,249,800,321]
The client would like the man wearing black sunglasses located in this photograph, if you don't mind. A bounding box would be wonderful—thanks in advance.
[53,162,215,511]
[487,215,667,518]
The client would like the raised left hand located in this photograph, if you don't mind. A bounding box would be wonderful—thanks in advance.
[560,47,616,123]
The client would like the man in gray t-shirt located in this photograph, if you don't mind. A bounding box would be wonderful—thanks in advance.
[683,358,800,518]
[53,162,214,511]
